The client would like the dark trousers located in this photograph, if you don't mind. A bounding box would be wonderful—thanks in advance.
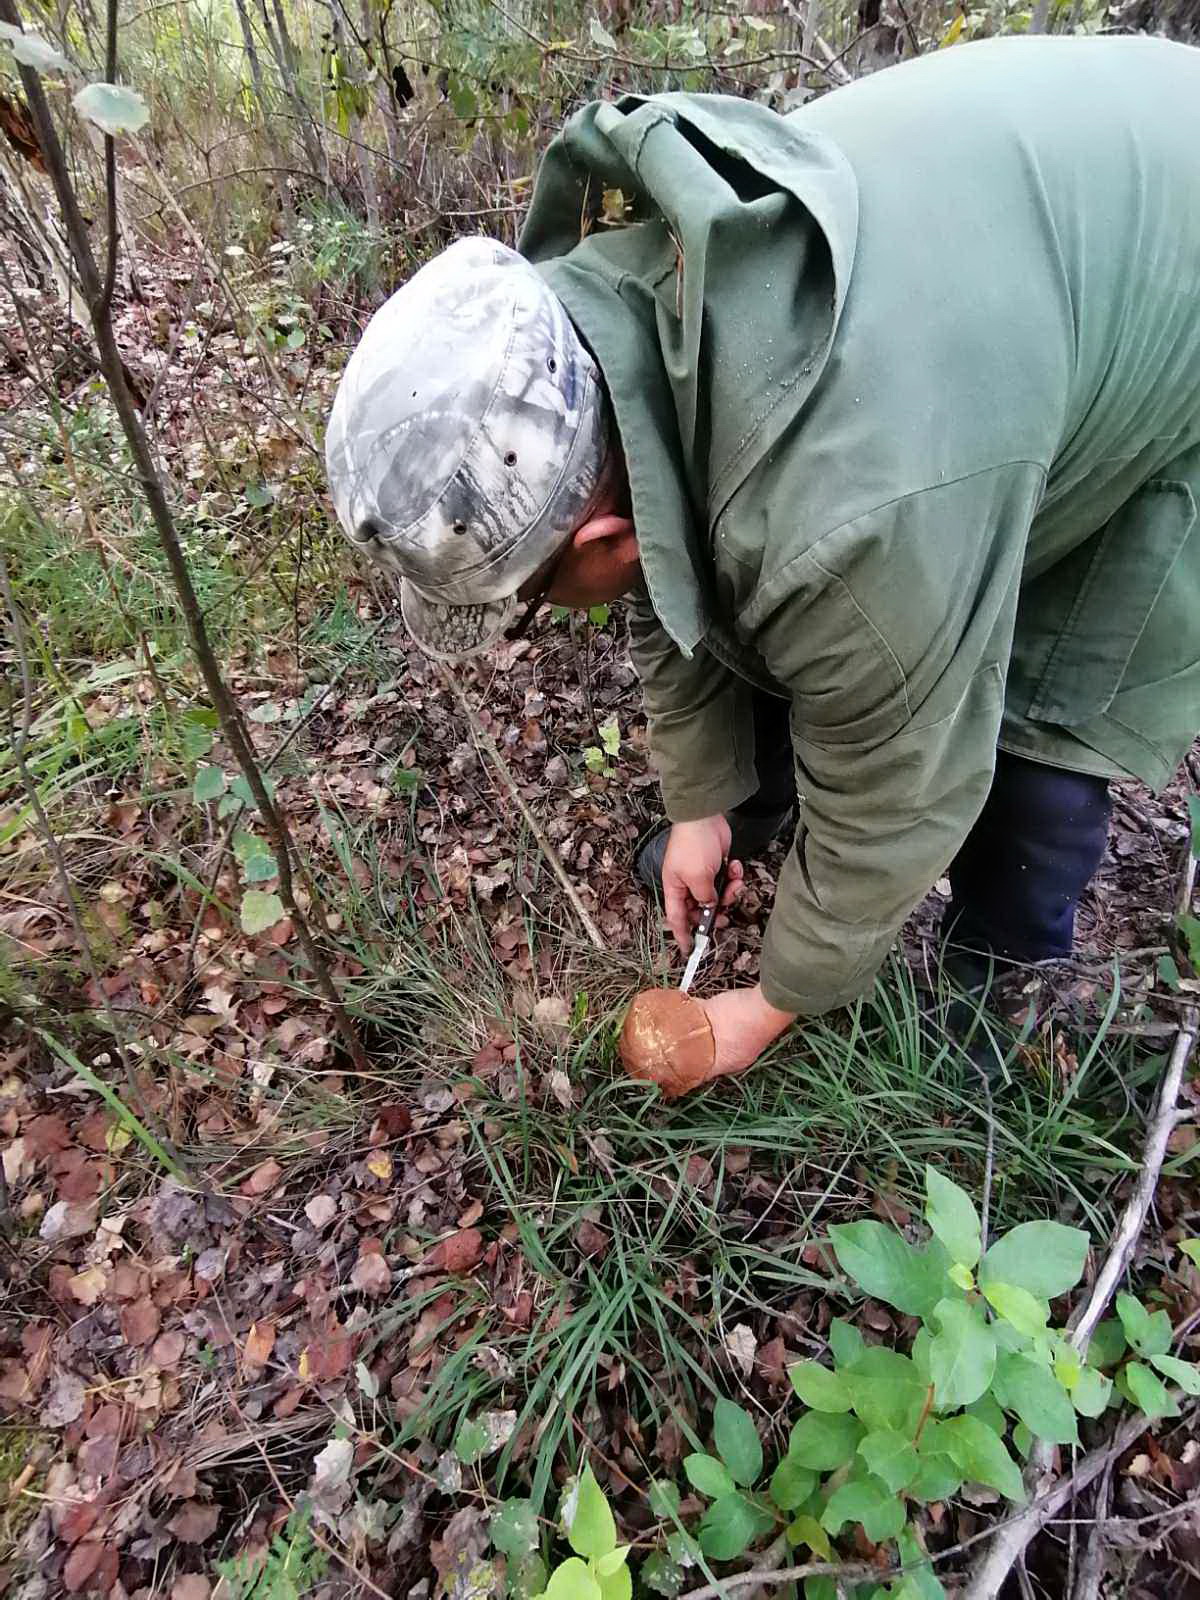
[743,689,1112,963]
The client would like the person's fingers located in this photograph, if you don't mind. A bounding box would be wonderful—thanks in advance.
[689,863,719,907]
[719,859,744,907]
[663,871,694,953]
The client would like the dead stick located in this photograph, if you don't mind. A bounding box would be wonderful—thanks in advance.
[440,666,604,950]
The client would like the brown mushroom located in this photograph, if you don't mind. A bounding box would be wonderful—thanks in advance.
[619,988,717,1099]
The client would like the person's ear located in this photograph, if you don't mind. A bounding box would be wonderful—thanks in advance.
[572,513,635,548]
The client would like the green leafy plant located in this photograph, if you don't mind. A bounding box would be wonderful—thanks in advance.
[215,1505,329,1600]
[676,1165,1198,1597]
[524,1467,631,1600]
[583,718,620,776]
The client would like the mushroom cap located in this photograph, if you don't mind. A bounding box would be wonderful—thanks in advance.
[619,988,716,1099]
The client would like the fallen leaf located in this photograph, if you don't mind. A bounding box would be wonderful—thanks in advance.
[305,1194,337,1228]
[240,1158,283,1197]
[172,1578,212,1600]
[40,1371,86,1427]
[725,1322,757,1378]
[352,1251,392,1296]
[67,1265,108,1307]
[422,1228,484,1275]
[547,1069,574,1109]
[243,1321,276,1368]
[151,1330,187,1369]
[39,1201,98,1243]
[120,1297,161,1347]
[309,1436,354,1513]
[63,1541,118,1594]
[366,1150,392,1183]
[166,1501,220,1543]
[533,996,571,1033]
[576,1219,609,1260]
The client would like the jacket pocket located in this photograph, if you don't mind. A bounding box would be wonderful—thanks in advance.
[1028,478,1197,726]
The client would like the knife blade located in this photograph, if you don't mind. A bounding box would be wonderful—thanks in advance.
[680,863,727,994]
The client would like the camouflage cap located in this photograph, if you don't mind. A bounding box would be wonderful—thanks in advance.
[325,236,608,660]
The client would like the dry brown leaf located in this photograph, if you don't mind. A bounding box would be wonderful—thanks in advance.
[171,1577,212,1600]
[63,1541,118,1594]
[243,1321,276,1368]
[305,1194,337,1229]
[240,1158,283,1197]
[421,1227,483,1275]
[66,1265,108,1307]
[39,1201,98,1244]
[151,1330,187,1369]
[575,1219,609,1260]
[725,1322,757,1378]
[352,1251,392,1296]
[166,1501,220,1543]
[120,1297,161,1347]
[40,1371,86,1427]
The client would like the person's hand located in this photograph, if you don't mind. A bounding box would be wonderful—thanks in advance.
[662,815,744,952]
[695,985,797,1079]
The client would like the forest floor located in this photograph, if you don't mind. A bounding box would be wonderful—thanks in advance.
[1,247,1198,1600]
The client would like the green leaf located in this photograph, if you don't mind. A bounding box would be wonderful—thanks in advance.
[948,1262,975,1291]
[596,1547,630,1578]
[73,81,151,136]
[248,700,283,724]
[583,746,606,773]
[909,1450,962,1502]
[713,1398,762,1487]
[563,1467,616,1559]
[829,1318,866,1368]
[979,1222,1089,1298]
[994,1354,1078,1445]
[454,1416,489,1464]
[769,1455,816,1511]
[648,1480,681,1519]
[508,1551,548,1600]
[858,1428,920,1493]
[1158,954,1182,991]
[935,1415,1025,1502]
[821,1475,906,1542]
[244,481,274,508]
[1116,1294,1172,1358]
[544,1559,600,1600]
[842,1348,929,1433]
[242,850,277,884]
[597,1562,632,1600]
[982,1281,1050,1340]
[1122,1361,1178,1419]
[588,16,618,50]
[193,765,226,803]
[640,1551,684,1599]
[1180,913,1200,972]
[805,1582,837,1600]
[925,1166,981,1268]
[1179,1238,1200,1268]
[896,1529,947,1600]
[598,717,620,758]
[829,1222,950,1317]
[1086,1318,1127,1368]
[790,1361,852,1412]
[491,1498,538,1556]
[698,1492,773,1560]
[1188,793,1200,858]
[965,1392,1007,1436]
[789,1410,864,1471]
[240,890,285,936]
[1150,1354,1200,1395]
[683,1453,734,1499]
[786,1513,832,1557]
[929,1297,997,1409]
[587,604,611,627]
[1071,1367,1113,1418]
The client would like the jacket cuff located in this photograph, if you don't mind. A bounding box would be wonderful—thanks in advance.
[664,769,758,825]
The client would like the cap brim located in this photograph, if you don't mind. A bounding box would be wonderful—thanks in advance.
[400,581,519,662]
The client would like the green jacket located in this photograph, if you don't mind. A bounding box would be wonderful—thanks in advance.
[518,36,1200,1015]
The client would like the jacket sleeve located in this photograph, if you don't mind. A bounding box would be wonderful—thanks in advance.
[626,583,760,822]
[744,465,1044,1014]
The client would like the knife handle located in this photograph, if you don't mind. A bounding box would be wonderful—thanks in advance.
[695,862,728,941]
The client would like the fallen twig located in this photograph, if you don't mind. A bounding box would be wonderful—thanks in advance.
[1071,1464,1111,1600]
[441,665,605,949]
[964,1008,1198,1598]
